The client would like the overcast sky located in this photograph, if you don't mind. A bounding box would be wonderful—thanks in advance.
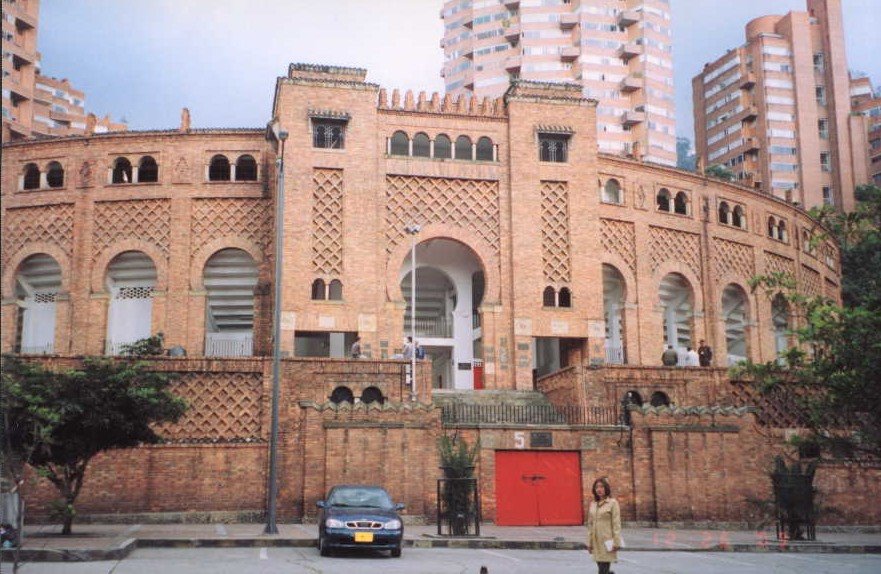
[37,0,880,141]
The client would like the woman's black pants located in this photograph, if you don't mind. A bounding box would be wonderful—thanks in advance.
[597,562,611,574]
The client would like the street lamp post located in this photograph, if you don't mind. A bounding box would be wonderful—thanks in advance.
[264,128,288,535]
[404,223,421,400]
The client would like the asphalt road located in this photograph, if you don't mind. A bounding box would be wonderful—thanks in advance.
[6,547,881,573]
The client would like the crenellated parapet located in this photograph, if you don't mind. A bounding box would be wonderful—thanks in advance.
[377,87,506,118]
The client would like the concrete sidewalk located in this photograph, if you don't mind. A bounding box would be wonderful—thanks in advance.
[4,522,881,562]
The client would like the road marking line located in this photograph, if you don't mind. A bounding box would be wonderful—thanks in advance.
[481,549,522,562]
[259,547,268,560]
[215,524,227,536]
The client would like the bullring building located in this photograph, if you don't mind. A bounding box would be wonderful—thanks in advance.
[2,64,868,528]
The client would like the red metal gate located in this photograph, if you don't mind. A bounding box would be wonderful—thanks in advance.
[494,450,583,526]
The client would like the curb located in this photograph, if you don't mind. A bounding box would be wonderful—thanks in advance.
[3,538,880,562]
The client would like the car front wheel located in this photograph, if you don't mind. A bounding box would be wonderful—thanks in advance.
[391,544,402,558]
[319,534,330,557]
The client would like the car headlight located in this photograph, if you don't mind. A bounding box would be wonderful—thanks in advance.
[383,519,402,530]
[325,518,345,528]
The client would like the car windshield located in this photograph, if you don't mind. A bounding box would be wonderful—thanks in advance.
[327,487,393,509]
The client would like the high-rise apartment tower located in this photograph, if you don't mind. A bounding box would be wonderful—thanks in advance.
[693,0,866,211]
[2,0,40,140]
[441,0,677,166]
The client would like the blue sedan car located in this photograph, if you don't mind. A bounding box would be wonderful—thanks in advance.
[317,485,405,557]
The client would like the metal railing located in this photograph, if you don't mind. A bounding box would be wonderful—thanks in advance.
[205,334,254,357]
[442,404,622,427]
[604,343,625,365]
[412,316,452,338]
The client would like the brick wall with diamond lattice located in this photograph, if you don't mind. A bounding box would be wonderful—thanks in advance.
[712,238,755,283]
[93,199,171,257]
[153,371,264,443]
[1,204,74,268]
[649,226,701,278]
[800,264,822,298]
[540,180,571,283]
[312,169,344,275]
[385,175,500,256]
[600,218,636,273]
[764,251,795,277]
[191,198,272,253]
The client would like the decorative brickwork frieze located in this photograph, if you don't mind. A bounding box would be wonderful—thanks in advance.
[540,180,571,283]
[153,371,264,443]
[824,278,839,303]
[649,226,701,277]
[191,198,272,253]
[600,218,636,273]
[763,251,796,278]
[93,200,171,257]
[1,204,74,268]
[800,264,822,298]
[712,237,754,282]
[385,175,500,255]
[312,169,344,275]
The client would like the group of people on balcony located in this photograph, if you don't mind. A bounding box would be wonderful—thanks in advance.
[661,340,714,367]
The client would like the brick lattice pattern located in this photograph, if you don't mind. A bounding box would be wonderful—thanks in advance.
[649,226,701,277]
[312,169,344,275]
[800,264,822,298]
[541,180,571,283]
[764,251,796,277]
[191,198,272,252]
[93,199,171,256]
[384,175,500,255]
[600,218,636,273]
[1,203,74,267]
[153,371,264,442]
[713,238,755,282]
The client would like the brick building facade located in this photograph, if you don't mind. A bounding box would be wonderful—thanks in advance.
[3,63,877,527]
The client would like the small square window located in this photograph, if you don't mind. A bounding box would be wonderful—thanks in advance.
[538,134,569,162]
[312,119,346,149]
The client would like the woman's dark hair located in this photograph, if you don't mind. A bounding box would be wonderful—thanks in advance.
[592,477,612,502]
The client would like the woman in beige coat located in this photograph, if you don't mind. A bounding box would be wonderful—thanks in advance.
[586,477,622,574]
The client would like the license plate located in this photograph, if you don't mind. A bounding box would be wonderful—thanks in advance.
[354,531,374,543]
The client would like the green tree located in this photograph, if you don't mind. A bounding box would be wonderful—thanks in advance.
[733,185,881,459]
[705,163,736,182]
[1,355,186,534]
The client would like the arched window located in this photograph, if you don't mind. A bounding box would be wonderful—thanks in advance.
[235,155,258,181]
[330,386,354,404]
[722,284,749,365]
[455,135,473,160]
[542,286,556,307]
[390,131,409,156]
[659,273,694,358]
[650,391,670,407]
[768,217,777,238]
[434,134,452,159]
[674,191,689,215]
[475,136,494,161]
[602,179,622,204]
[656,188,671,212]
[412,133,430,158]
[623,390,643,406]
[328,279,343,301]
[558,287,571,308]
[361,386,385,405]
[14,254,62,354]
[778,220,788,243]
[208,155,230,181]
[718,201,731,224]
[311,279,326,300]
[732,205,745,229]
[105,251,157,355]
[603,264,627,365]
[203,248,258,357]
[138,156,158,183]
[45,161,64,188]
[112,157,133,184]
[772,294,790,360]
[23,163,41,190]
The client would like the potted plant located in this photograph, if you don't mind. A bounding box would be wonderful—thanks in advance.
[437,435,480,536]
